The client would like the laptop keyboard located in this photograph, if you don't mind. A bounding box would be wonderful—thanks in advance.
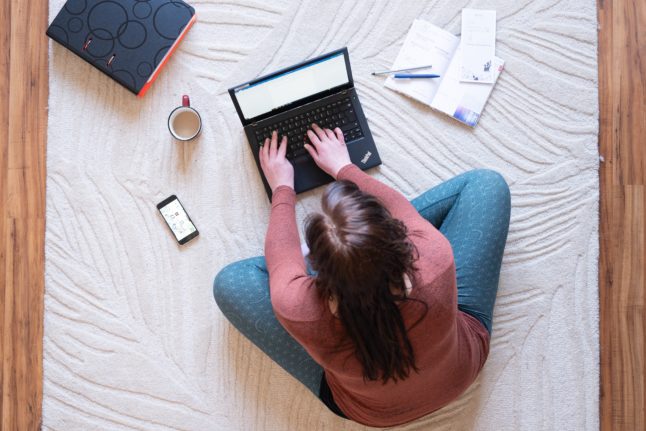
[254,96,363,160]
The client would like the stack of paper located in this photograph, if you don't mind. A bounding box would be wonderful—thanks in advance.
[384,12,503,127]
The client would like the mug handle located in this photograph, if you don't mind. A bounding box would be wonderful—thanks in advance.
[182,95,190,107]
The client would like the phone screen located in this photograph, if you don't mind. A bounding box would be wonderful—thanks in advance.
[157,196,199,244]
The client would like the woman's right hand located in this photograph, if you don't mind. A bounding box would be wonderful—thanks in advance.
[304,123,352,179]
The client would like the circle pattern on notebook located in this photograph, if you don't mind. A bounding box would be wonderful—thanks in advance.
[48,0,195,93]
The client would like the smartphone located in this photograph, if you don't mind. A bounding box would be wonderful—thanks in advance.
[157,195,199,244]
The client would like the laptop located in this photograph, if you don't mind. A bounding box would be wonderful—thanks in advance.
[228,47,382,198]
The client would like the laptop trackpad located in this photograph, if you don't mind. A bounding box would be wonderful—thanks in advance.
[293,157,334,192]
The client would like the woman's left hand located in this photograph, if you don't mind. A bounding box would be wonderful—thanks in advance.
[259,130,294,192]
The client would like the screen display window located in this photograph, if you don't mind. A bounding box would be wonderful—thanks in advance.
[160,199,196,241]
[234,52,349,120]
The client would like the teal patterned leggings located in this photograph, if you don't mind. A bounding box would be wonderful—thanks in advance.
[213,169,511,398]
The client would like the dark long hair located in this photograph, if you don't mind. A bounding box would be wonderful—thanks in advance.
[304,180,427,384]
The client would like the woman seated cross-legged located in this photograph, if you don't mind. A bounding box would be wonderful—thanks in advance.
[213,124,511,427]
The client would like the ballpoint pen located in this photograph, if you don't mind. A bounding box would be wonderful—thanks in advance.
[371,64,433,75]
[393,74,441,79]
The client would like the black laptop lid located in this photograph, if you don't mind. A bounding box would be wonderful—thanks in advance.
[229,48,354,126]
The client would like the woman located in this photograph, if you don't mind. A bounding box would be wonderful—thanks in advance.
[213,124,511,427]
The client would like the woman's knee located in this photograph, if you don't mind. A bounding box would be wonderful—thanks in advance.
[474,169,510,204]
[213,260,260,312]
[213,262,240,310]
[213,257,267,311]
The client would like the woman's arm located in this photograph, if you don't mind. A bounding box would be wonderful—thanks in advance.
[264,187,323,322]
[304,123,427,225]
[260,132,322,323]
[264,186,303,273]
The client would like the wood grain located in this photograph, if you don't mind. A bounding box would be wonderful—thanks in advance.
[0,0,48,429]
[599,0,646,430]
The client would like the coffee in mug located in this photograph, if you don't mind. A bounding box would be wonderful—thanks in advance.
[168,95,202,141]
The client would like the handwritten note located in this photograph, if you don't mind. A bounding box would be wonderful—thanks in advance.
[460,9,496,83]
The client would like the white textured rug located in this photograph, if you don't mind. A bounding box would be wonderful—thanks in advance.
[44,1,600,430]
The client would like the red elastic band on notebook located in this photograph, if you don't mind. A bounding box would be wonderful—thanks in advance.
[137,14,197,98]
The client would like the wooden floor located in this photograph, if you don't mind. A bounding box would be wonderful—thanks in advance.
[598,0,645,429]
[0,0,643,429]
[0,0,48,429]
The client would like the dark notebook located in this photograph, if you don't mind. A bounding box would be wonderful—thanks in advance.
[47,0,196,97]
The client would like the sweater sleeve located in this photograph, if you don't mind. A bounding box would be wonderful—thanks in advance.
[336,164,428,227]
[264,186,323,323]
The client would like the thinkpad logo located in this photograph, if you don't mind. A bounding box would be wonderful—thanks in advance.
[361,151,372,164]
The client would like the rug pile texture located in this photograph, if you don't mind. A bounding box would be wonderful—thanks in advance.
[45,0,599,429]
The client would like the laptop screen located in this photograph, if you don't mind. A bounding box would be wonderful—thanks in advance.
[232,52,350,121]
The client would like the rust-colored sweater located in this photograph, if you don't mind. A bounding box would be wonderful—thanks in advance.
[265,164,490,427]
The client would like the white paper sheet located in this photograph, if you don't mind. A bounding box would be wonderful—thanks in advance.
[460,9,497,83]
[432,43,504,126]
[384,20,459,104]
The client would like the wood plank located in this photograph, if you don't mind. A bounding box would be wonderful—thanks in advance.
[600,186,645,430]
[599,0,646,429]
[598,0,645,185]
[0,0,48,429]
[0,0,10,425]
